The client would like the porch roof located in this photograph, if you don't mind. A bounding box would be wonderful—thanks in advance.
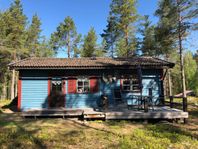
[8,56,174,70]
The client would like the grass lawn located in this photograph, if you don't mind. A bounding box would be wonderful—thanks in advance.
[0,98,198,149]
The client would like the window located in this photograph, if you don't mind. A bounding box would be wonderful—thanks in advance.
[122,75,140,92]
[77,78,90,93]
[51,79,62,93]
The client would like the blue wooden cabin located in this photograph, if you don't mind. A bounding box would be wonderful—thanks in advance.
[9,57,174,111]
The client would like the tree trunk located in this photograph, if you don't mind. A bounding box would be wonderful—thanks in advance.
[163,74,168,98]
[111,33,114,58]
[125,25,129,57]
[177,0,187,98]
[168,69,172,97]
[68,45,70,58]
[1,82,7,100]
[7,78,11,99]
[67,33,71,58]
[11,69,15,100]
[15,72,18,98]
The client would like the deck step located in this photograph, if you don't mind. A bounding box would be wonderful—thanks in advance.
[83,110,106,119]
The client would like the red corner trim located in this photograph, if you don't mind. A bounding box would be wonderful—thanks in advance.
[48,78,51,108]
[17,79,22,111]
[90,78,98,93]
[63,80,66,107]
[120,79,122,91]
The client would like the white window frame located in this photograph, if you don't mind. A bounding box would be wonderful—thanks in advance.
[122,76,140,92]
[77,77,90,93]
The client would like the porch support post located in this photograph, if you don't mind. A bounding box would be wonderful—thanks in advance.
[17,78,22,111]
[183,97,188,124]
[144,97,148,112]
[168,69,172,97]
[170,96,173,108]
[48,77,51,108]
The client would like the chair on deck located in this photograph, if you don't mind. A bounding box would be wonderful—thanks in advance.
[113,89,122,103]
[148,88,154,110]
[127,95,141,110]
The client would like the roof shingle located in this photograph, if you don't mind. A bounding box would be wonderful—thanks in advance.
[8,57,174,69]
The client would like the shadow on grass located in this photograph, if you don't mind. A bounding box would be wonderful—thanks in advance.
[0,121,46,149]
[68,119,123,137]
[189,110,198,118]
[2,97,18,112]
[0,113,48,148]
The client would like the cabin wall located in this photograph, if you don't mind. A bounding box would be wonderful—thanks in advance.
[19,69,163,111]
[121,69,162,105]
[21,79,48,110]
[65,79,100,108]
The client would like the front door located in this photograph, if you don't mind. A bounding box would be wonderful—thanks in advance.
[49,78,65,108]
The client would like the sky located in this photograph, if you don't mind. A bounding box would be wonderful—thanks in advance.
[0,0,197,57]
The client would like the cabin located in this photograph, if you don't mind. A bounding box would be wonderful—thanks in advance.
[8,57,188,120]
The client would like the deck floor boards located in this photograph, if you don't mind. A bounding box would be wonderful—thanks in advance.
[21,106,188,119]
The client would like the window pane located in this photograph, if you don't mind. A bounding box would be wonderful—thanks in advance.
[52,80,62,92]
[84,87,89,92]
[123,86,130,91]
[78,81,83,86]
[133,86,139,90]
[123,79,130,85]
[84,81,89,86]
[77,87,83,93]
[77,77,90,93]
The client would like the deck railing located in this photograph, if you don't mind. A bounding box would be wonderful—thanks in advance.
[169,96,187,112]
[169,96,188,123]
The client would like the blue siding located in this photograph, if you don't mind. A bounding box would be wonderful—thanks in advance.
[61,77,161,109]
[21,80,48,110]
[66,93,99,108]
[99,79,120,105]
[20,69,163,110]
[65,79,100,108]
[121,76,161,105]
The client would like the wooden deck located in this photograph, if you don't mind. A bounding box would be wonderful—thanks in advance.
[21,108,83,118]
[105,107,188,119]
[22,106,188,120]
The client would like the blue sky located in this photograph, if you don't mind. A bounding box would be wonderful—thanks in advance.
[0,0,197,57]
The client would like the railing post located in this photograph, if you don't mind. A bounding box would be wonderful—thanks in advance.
[160,95,165,106]
[144,97,148,112]
[183,97,187,112]
[183,97,188,124]
[170,96,173,108]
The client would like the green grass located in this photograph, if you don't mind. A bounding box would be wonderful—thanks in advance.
[0,119,198,149]
[0,98,198,149]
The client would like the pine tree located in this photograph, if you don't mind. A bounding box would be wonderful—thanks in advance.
[38,37,55,57]
[50,16,81,58]
[26,14,41,57]
[112,0,138,57]
[102,0,138,57]
[95,39,107,57]
[101,14,118,57]
[73,34,82,58]
[184,51,197,91]
[155,0,198,99]
[0,0,27,99]
[176,0,197,99]
[81,27,97,57]
[139,15,156,56]
[194,50,198,64]
[155,0,178,56]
